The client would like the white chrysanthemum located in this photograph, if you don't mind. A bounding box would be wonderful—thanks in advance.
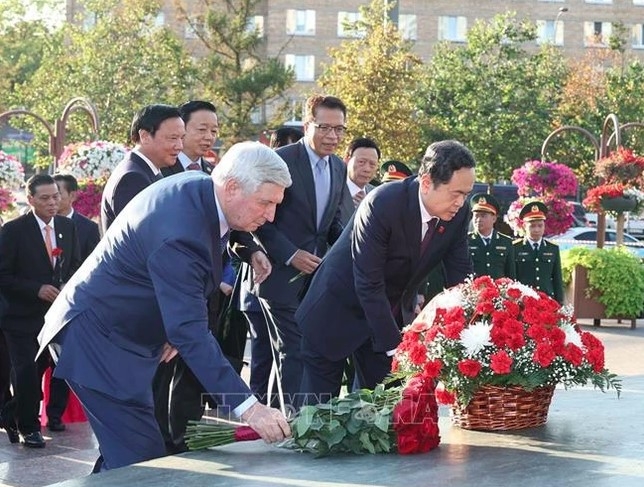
[560,322,583,348]
[459,321,492,357]
[507,282,539,299]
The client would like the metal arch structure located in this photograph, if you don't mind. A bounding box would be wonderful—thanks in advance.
[540,113,644,249]
[0,97,100,173]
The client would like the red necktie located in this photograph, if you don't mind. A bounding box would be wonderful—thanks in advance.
[420,220,438,256]
[187,162,201,171]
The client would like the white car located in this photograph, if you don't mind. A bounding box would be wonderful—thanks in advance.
[550,227,644,258]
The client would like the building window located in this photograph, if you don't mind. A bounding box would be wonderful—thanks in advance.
[584,21,612,46]
[398,14,417,40]
[438,16,467,42]
[537,20,564,46]
[285,54,315,82]
[246,15,264,37]
[337,11,364,38]
[286,9,315,36]
[633,24,644,48]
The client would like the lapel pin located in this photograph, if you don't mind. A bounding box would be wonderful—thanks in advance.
[58,234,63,239]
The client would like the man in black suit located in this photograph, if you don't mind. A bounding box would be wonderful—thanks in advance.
[100,104,184,232]
[338,137,381,226]
[296,140,476,403]
[160,100,218,178]
[152,100,235,454]
[0,174,81,447]
[44,174,101,432]
[241,95,348,407]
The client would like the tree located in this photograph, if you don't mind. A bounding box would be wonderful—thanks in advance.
[318,0,427,164]
[421,12,568,183]
[176,0,294,144]
[14,0,196,147]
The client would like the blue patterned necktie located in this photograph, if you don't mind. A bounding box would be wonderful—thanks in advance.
[313,158,330,229]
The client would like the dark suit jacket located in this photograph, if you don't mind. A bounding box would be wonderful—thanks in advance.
[71,211,101,261]
[161,157,215,178]
[245,140,347,306]
[39,173,252,408]
[339,182,375,226]
[0,212,81,333]
[101,152,161,233]
[295,177,472,361]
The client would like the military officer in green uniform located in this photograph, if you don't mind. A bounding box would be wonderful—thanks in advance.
[513,201,564,303]
[468,193,515,279]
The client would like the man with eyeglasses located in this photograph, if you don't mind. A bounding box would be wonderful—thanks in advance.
[238,95,348,407]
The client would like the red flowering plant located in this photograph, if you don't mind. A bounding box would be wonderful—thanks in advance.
[582,148,644,218]
[393,276,621,409]
[186,379,440,456]
[506,197,575,237]
[58,141,128,219]
[507,160,578,237]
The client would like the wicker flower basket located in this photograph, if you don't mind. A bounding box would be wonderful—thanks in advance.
[451,385,556,431]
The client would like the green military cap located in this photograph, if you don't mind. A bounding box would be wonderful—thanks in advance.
[519,201,548,221]
[381,160,413,183]
[470,193,500,216]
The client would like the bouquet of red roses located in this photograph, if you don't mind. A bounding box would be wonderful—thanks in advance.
[186,378,440,456]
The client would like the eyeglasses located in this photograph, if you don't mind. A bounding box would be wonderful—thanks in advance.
[312,123,347,136]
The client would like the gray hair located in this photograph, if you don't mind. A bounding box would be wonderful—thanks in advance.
[212,141,292,192]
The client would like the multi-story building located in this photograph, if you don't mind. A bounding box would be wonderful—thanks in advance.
[67,0,644,123]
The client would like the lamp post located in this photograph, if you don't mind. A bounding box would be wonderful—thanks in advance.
[554,7,568,45]
[0,97,100,173]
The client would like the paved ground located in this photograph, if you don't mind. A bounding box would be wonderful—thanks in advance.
[0,319,640,487]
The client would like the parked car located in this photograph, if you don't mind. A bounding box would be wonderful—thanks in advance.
[550,227,644,258]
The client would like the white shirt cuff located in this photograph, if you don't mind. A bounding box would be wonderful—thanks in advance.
[285,250,298,266]
[386,349,397,357]
[233,395,258,418]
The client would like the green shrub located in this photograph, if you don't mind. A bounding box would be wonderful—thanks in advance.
[562,247,644,318]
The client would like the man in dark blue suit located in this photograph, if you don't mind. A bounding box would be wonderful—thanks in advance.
[100,104,184,233]
[296,140,476,403]
[0,175,81,448]
[37,142,292,471]
[239,95,348,407]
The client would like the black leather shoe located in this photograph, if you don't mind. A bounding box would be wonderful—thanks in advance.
[0,414,19,444]
[22,431,46,448]
[48,420,66,432]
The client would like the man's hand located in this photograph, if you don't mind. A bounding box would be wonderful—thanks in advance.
[414,293,426,316]
[160,343,178,363]
[240,402,291,443]
[219,282,233,296]
[352,190,366,206]
[290,249,321,274]
[250,251,272,284]
[38,284,60,303]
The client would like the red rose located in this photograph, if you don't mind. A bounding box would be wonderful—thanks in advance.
[533,342,556,367]
[422,359,442,379]
[435,386,455,405]
[396,432,421,454]
[490,350,513,374]
[562,344,583,367]
[457,358,482,378]
[409,342,428,366]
